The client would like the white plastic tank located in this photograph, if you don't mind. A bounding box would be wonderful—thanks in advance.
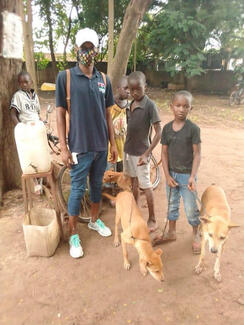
[14,121,51,174]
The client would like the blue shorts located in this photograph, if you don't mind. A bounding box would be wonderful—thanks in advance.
[166,172,200,227]
[68,151,107,216]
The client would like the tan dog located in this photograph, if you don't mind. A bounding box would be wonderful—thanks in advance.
[195,185,239,281]
[103,191,164,282]
[103,170,132,191]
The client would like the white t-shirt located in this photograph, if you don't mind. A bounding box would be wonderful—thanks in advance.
[10,89,40,123]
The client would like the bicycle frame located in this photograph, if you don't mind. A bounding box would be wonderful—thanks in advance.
[43,104,61,155]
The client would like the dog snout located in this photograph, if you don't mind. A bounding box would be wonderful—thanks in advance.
[211,247,218,254]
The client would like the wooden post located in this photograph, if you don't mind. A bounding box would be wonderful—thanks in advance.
[107,0,114,76]
[0,0,23,204]
[20,0,38,92]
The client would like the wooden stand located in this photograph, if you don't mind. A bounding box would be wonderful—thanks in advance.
[21,164,64,239]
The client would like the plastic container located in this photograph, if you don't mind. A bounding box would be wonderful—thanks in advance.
[23,207,60,257]
[14,121,51,174]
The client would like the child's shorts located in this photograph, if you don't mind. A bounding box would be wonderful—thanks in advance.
[123,153,151,189]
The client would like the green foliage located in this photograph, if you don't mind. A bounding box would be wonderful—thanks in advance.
[34,0,131,61]
[34,0,58,51]
[56,59,68,71]
[145,0,244,77]
[34,0,160,65]
[147,7,207,77]
[35,52,49,70]
[33,0,244,77]
[80,0,130,39]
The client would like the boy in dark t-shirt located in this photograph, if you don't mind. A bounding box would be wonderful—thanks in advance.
[124,71,161,233]
[153,91,201,254]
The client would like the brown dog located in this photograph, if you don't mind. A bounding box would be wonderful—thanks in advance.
[103,191,164,282]
[195,185,239,281]
[103,170,132,191]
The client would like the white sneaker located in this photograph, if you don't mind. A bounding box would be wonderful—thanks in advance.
[88,218,112,237]
[69,234,84,258]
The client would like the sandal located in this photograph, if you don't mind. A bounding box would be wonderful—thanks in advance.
[152,232,176,247]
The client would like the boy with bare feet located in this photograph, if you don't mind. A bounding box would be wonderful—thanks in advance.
[10,71,43,194]
[107,76,129,172]
[124,71,161,232]
[153,91,201,254]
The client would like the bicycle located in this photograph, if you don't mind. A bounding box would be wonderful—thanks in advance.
[229,84,244,106]
[57,165,92,223]
[150,154,161,190]
[57,153,161,223]
[42,97,161,222]
[42,104,92,223]
[43,104,61,155]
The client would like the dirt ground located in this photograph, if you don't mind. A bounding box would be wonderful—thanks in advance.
[0,90,244,325]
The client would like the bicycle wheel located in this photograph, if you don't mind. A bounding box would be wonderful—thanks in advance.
[57,166,91,223]
[150,154,161,190]
[229,91,239,106]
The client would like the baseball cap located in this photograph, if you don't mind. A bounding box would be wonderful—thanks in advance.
[75,28,99,48]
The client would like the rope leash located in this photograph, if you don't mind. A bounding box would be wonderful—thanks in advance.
[192,190,208,217]
[161,186,204,240]
[161,186,172,239]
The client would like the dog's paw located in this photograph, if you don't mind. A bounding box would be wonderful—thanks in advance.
[214,272,222,282]
[124,261,131,270]
[114,240,120,247]
[195,264,203,274]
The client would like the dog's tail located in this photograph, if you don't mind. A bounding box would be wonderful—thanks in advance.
[102,192,117,202]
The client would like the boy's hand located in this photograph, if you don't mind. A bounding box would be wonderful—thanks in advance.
[109,145,118,164]
[188,176,196,191]
[137,153,149,166]
[61,147,73,169]
[166,175,178,188]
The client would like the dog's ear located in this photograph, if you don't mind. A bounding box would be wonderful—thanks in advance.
[228,223,240,229]
[154,248,163,256]
[200,216,212,223]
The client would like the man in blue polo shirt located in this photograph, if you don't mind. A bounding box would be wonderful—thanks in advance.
[56,28,117,258]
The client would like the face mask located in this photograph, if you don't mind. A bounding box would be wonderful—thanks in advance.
[77,48,97,66]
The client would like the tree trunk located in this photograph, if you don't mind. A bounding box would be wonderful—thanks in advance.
[45,4,58,80]
[63,6,74,63]
[21,0,38,92]
[63,6,73,63]
[107,0,114,76]
[0,0,23,205]
[133,36,137,72]
[108,0,152,91]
